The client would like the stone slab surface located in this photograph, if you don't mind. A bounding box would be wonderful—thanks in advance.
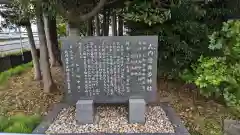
[61,36,158,104]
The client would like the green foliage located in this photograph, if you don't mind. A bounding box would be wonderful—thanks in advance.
[57,23,66,37]
[0,113,41,133]
[181,20,240,108]
[181,57,240,107]
[4,122,32,133]
[123,0,171,26]
[123,0,228,77]
[182,56,227,97]
[0,116,10,131]
[0,62,33,85]
[2,0,35,27]
[209,20,240,61]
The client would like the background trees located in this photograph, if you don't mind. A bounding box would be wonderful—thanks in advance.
[1,0,239,109]
[0,0,240,134]
[0,1,41,80]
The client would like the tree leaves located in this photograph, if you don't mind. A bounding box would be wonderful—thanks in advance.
[123,0,170,25]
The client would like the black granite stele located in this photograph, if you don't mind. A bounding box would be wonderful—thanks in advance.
[60,36,158,105]
[31,102,190,135]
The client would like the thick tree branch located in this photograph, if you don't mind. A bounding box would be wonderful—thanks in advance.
[79,0,107,21]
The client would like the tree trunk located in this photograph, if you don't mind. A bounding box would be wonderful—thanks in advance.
[102,8,110,36]
[105,10,110,36]
[66,22,70,36]
[43,13,56,67]
[118,14,123,36]
[95,14,100,36]
[36,5,56,93]
[69,28,79,36]
[65,21,80,37]
[101,9,106,36]
[26,22,41,80]
[226,0,240,17]
[87,18,93,36]
[91,19,95,36]
[106,11,110,36]
[111,11,117,36]
[49,17,62,66]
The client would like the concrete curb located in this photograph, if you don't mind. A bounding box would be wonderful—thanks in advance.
[32,103,69,134]
[160,103,190,135]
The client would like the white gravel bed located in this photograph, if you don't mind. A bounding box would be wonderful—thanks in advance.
[46,105,175,134]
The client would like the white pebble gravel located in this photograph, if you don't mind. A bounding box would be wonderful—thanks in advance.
[46,105,175,134]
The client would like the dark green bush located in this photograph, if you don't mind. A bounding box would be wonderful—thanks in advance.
[123,0,230,77]
[0,113,41,133]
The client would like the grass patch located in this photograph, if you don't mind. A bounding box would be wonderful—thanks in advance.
[0,62,33,85]
[0,113,41,133]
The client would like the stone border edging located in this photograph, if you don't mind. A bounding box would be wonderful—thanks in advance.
[32,103,69,134]
[32,102,190,135]
[160,103,190,135]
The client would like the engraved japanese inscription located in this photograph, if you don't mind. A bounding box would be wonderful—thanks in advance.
[61,36,158,104]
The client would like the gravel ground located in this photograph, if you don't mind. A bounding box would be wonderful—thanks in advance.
[46,105,175,134]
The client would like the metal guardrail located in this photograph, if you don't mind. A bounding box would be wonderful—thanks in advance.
[0,37,40,57]
[0,33,38,40]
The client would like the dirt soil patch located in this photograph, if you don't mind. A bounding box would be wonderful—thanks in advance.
[0,67,63,117]
[158,79,240,135]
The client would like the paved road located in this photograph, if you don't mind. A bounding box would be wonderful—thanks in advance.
[0,37,40,54]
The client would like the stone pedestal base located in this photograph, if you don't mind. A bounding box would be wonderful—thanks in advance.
[129,99,146,124]
[76,100,94,124]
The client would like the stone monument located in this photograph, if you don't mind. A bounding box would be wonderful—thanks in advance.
[61,36,158,124]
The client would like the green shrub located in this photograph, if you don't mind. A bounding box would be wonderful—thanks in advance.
[27,114,42,130]
[0,113,41,133]
[123,0,228,77]
[57,23,66,37]
[4,122,32,133]
[0,62,33,85]
[181,56,227,96]
[0,72,10,85]
[0,116,10,131]
[181,20,240,108]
